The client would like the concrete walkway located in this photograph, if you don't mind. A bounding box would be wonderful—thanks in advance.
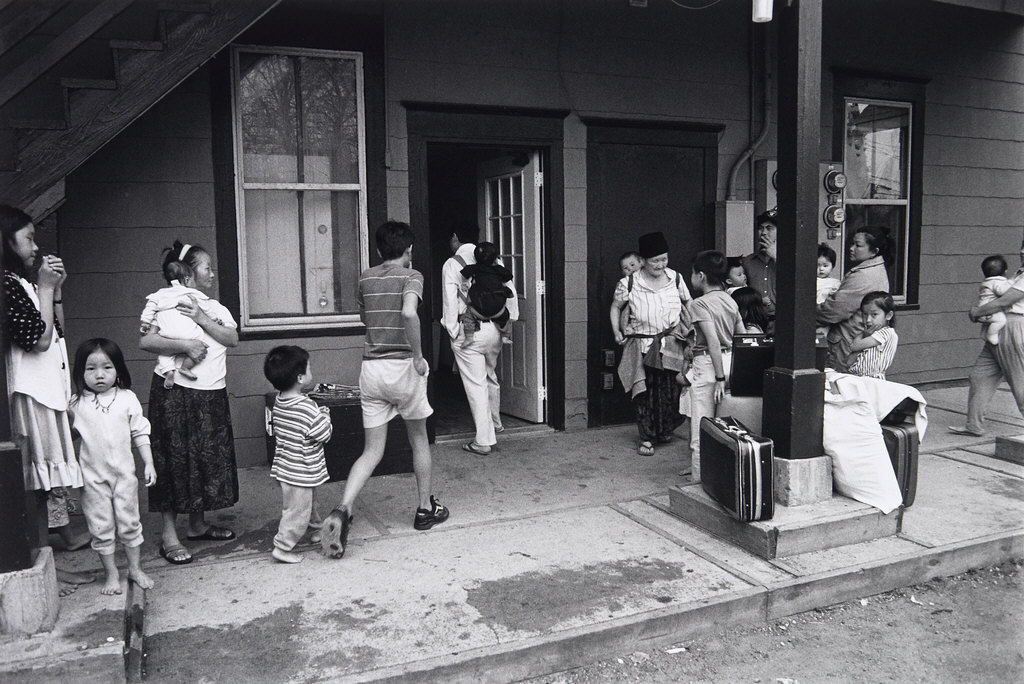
[3,384,1023,683]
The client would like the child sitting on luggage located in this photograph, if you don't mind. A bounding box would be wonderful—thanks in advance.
[459,241,514,346]
[264,345,333,564]
[725,256,748,294]
[730,286,770,334]
[816,243,842,305]
[616,251,643,337]
[975,255,1011,345]
[848,291,898,380]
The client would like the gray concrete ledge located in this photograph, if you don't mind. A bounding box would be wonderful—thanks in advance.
[352,529,1023,684]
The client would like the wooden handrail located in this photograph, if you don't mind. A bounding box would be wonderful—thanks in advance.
[0,0,133,108]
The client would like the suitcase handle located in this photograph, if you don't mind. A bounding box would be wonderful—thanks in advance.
[711,417,748,438]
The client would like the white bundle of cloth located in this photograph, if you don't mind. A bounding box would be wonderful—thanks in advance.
[822,371,928,514]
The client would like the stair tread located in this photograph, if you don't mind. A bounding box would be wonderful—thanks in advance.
[157,1,212,12]
[60,77,118,90]
[109,39,165,51]
[9,118,67,131]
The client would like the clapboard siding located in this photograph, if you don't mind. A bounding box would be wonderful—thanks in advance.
[923,166,1024,198]
[45,0,1022,451]
[921,225,1024,254]
[924,135,1024,169]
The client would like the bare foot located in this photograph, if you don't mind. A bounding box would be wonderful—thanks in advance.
[58,582,77,598]
[56,569,95,585]
[100,573,122,595]
[272,548,303,564]
[127,568,154,590]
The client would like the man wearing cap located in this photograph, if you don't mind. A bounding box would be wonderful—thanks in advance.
[742,210,778,319]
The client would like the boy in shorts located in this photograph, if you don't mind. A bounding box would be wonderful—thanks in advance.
[321,221,449,559]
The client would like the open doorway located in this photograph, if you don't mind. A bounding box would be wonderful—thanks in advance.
[426,143,547,439]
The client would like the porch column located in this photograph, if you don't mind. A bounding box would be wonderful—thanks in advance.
[763,0,825,464]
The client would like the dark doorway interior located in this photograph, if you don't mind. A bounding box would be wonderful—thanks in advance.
[426,143,535,438]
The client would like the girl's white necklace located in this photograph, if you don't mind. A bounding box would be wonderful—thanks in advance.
[92,387,117,414]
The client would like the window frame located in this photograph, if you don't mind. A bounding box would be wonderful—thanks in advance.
[230,44,369,332]
[832,69,927,308]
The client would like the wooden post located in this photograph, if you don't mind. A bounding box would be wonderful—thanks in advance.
[0,240,33,572]
[762,0,825,461]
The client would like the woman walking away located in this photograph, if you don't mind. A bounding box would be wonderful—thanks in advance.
[140,241,239,565]
[610,231,693,457]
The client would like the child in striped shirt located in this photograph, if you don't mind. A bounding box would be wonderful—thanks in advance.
[848,291,898,380]
[265,345,333,564]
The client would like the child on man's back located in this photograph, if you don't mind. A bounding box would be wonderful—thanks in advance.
[142,242,222,388]
[816,243,842,305]
[264,345,333,564]
[848,291,899,380]
[459,242,515,346]
[976,255,1011,345]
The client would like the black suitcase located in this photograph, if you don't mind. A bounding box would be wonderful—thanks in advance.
[729,336,828,397]
[265,389,413,482]
[699,416,774,522]
[880,422,919,507]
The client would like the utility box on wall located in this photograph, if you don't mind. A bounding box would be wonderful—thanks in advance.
[754,159,848,275]
[715,200,755,257]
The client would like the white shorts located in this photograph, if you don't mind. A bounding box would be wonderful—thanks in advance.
[359,358,433,428]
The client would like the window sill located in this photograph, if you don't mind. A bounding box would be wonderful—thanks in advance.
[239,325,366,342]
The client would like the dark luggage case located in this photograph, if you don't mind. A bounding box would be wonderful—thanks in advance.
[729,336,828,397]
[699,416,774,522]
[880,422,919,507]
[265,390,413,482]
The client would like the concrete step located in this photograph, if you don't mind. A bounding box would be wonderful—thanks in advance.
[668,484,901,559]
[994,435,1024,466]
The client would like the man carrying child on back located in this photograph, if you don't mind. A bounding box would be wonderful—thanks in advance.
[321,221,449,559]
[441,223,519,455]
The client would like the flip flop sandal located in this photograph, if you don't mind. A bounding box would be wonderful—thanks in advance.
[947,426,985,437]
[186,525,236,541]
[462,442,492,455]
[637,441,655,457]
[159,544,193,565]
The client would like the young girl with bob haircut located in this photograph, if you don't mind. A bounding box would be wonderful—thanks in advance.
[848,291,899,380]
[70,338,155,594]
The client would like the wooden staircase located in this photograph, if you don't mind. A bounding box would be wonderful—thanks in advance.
[0,0,281,215]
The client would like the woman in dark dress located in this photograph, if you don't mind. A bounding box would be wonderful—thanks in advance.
[140,241,239,564]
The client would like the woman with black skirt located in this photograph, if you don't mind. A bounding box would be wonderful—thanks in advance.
[140,241,239,564]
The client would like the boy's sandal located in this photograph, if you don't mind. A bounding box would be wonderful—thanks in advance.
[462,442,492,455]
[186,525,235,541]
[637,441,655,457]
[159,544,193,565]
